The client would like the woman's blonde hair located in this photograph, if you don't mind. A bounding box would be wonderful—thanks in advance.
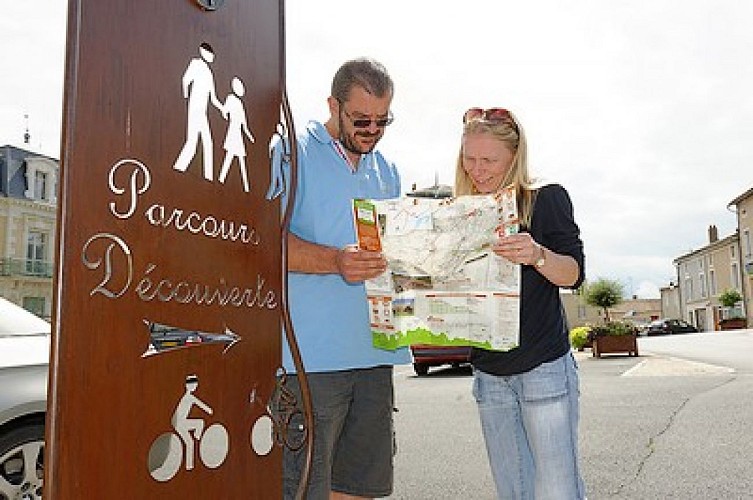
[453,110,537,228]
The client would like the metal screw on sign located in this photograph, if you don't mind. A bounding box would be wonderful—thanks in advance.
[196,0,225,11]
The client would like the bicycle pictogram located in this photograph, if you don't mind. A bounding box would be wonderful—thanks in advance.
[267,368,307,452]
[148,374,229,482]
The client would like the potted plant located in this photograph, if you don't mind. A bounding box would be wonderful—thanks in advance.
[569,326,591,351]
[580,278,638,357]
[718,289,746,330]
[587,321,639,357]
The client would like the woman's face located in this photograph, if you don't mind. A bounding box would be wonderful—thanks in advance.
[461,132,515,194]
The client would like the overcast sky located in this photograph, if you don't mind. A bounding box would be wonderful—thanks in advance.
[2,1,751,299]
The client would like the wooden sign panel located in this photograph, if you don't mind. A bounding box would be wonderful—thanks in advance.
[46,1,296,497]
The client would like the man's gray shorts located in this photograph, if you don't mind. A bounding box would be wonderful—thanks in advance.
[282,366,396,499]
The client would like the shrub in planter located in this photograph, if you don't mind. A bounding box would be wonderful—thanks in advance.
[588,320,636,339]
[569,326,591,351]
[588,321,639,358]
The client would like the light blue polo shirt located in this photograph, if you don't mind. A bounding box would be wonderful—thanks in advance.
[281,121,410,373]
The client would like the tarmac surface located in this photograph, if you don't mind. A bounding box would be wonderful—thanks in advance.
[389,331,753,499]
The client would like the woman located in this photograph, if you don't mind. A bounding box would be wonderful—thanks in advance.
[455,107,586,500]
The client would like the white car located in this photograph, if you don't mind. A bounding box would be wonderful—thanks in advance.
[0,297,49,500]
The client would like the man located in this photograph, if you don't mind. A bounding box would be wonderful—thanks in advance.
[280,58,410,499]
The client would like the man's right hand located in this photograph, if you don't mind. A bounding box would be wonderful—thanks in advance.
[336,245,387,283]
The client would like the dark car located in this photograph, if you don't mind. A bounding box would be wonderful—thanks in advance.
[410,345,472,376]
[645,318,698,336]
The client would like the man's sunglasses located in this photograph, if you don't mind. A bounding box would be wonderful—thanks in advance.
[463,107,518,131]
[340,103,394,129]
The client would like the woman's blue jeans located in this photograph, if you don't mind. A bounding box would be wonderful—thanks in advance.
[472,352,586,500]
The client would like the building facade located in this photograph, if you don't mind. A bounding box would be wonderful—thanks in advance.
[728,188,753,328]
[673,225,743,331]
[0,144,58,318]
[659,283,682,320]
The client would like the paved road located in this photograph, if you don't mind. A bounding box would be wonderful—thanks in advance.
[388,330,753,499]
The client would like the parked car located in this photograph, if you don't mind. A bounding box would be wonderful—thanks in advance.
[633,322,651,336]
[0,297,49,500]
[645,318,698,336]
[410,344,472,376]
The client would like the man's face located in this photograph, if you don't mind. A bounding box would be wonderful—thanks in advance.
[334,86,393,155]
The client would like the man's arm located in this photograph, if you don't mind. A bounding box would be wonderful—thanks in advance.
[287,233,387,283]
[287,233,340,274]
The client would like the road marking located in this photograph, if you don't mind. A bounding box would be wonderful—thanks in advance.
[622,355,734,377]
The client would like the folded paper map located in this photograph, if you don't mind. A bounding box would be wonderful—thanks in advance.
[364,194,520,352]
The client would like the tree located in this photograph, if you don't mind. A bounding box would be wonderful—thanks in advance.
[719,289,742,308]
[584,278,624,323]
[719,289,743,319]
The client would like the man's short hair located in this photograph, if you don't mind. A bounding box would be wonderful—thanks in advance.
[331,57,394,102]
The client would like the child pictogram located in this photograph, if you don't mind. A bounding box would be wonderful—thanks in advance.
[218,76,255,192]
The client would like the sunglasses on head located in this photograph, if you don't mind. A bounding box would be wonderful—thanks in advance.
[463,107,518,130]
[339,101,394,129]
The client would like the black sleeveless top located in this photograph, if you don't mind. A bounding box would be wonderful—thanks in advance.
[471,184,585,376]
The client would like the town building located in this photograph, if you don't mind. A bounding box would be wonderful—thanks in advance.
[560,289,661,330]
[728,187,753,327]
[673,225,743,331]
[659,282,682,320]
[0,144,58,319]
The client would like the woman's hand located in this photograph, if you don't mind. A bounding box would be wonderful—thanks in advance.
[493,231,580,287]
[491,231,541,266]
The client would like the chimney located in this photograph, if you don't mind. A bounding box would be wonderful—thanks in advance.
[708,225,718,243]
[24,114,30,144]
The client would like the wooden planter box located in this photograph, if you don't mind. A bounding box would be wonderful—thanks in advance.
[720,318,747,331]
[592,334,638,358]
[576,339,593,352]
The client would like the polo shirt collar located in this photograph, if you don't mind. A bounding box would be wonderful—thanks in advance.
[308,120,335,145]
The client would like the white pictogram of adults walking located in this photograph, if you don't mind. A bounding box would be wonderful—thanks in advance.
[266,123,287,200]
[218,76,255,192]
[172,374,213,470]
[174,42,223,181]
